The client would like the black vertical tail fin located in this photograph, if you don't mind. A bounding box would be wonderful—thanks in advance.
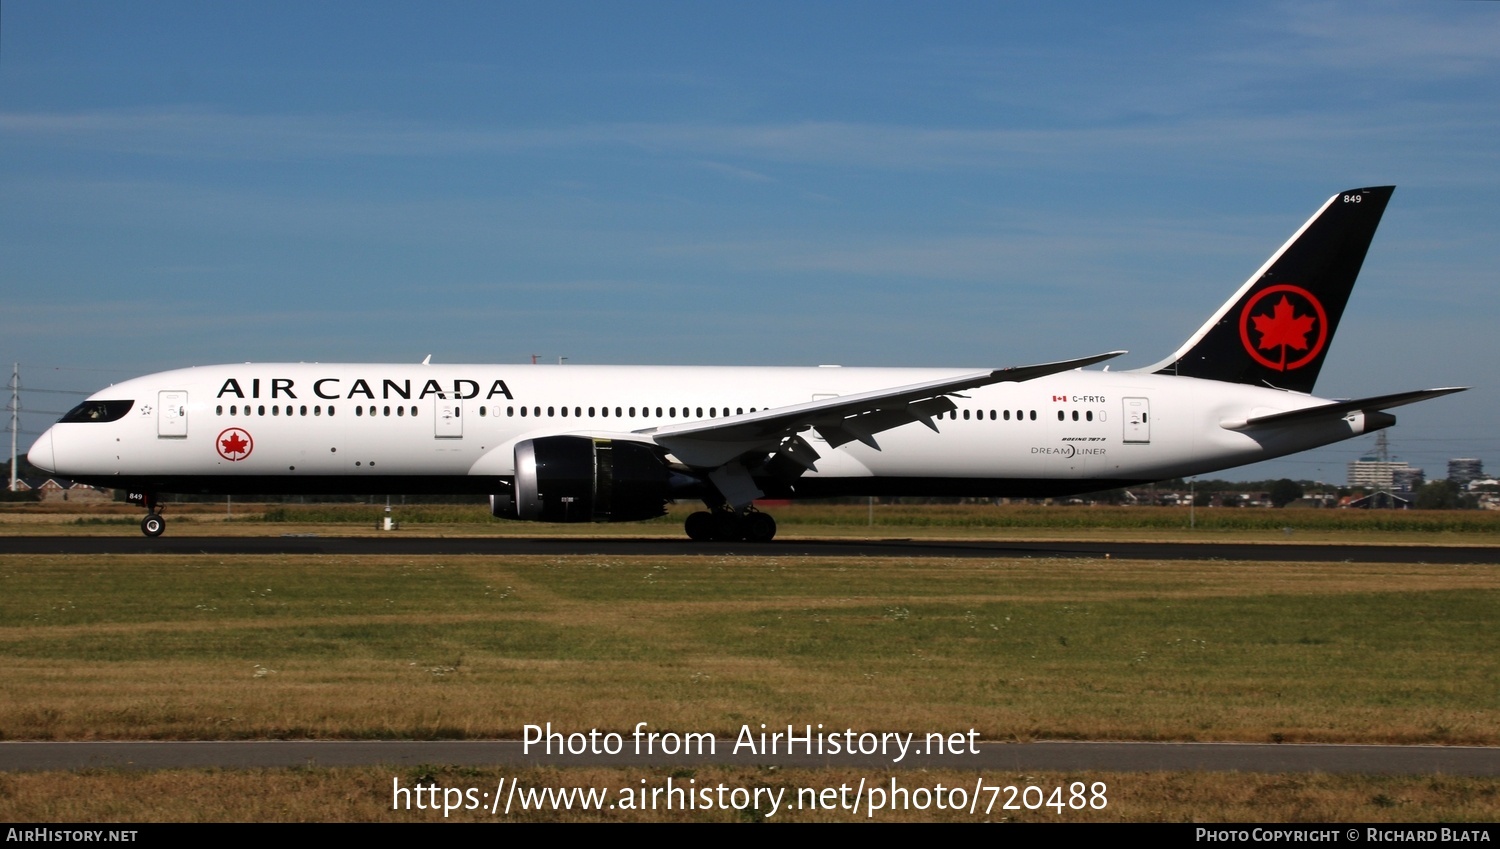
[1143,186,1394,394]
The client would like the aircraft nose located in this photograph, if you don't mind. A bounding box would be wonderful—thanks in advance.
[27,428,57,473]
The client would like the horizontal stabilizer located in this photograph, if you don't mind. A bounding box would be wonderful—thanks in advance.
[1221,387,1467,431]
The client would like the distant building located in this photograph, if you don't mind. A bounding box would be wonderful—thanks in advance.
[10,477,111,502]
[1391,466,1425,492]
[1348,456,1416,491]
[1347,491,1412,510]
[1448,458,1485,488]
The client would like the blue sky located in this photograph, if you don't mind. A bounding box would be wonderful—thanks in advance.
[4,1,1497,484]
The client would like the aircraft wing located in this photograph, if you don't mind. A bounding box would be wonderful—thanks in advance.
[1221,387,1468,431]
[644,351,1125,469]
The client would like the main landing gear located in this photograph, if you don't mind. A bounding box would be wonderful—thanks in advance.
[684,508,777,542]
[129,492,166,537]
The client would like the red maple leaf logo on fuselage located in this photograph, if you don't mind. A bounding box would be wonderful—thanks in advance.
[216,428,253,461]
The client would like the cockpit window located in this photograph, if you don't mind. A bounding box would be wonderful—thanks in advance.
[59,400,134,423]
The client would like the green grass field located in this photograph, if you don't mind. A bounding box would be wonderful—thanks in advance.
[3,505,1497,821]
[2,554,1495,744]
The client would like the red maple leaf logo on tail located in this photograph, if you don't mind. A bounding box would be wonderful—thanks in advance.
[1238,284,1328,372]
[1251,296,1316,368]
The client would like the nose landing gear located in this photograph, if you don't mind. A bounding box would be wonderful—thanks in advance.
[127,491,166,537]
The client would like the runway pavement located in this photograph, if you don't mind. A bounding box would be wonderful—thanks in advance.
[3,740,1497,775]
[4,535,1500,562]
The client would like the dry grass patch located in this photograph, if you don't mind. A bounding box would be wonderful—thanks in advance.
[1,766,1496,822]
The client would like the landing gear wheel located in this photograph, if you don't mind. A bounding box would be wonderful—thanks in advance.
[141,513,165,537]
[743,512,777,542]
[685,511,715,541]
[710,512,743,542]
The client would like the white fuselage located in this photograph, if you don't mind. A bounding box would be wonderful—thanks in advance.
[29,362,1369,500]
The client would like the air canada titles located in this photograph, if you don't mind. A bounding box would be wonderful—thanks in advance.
[216,376,514,401]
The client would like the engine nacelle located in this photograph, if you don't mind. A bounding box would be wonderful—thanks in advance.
[490,436,672,523]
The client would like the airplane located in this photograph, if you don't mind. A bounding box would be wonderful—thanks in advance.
[27,186,1465,541]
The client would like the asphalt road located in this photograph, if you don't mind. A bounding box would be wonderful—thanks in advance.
[5,535,1500,562]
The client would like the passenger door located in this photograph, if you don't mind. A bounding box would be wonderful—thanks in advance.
[158,391,188,438]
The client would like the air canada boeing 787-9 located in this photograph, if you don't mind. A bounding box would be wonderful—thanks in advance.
[28,186,1465,540]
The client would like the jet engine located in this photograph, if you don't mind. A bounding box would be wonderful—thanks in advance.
[490,436,673,523]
